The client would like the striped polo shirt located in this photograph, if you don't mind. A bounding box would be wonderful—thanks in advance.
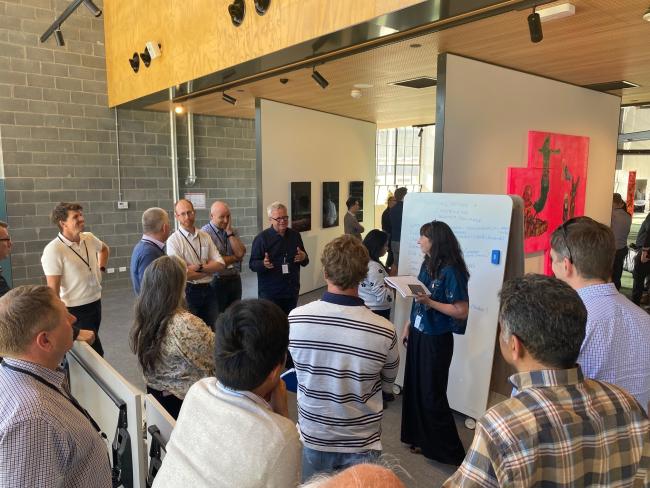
[288,292,399,453]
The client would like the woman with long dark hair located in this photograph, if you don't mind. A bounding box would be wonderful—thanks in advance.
[400,221,469,466]
[130,255,215,419]
[358,229,393,319]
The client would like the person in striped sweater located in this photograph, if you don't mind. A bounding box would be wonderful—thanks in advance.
[289,235,400,482]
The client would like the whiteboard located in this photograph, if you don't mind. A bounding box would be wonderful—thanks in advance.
[68,342,147,488]
[394,193,513,420]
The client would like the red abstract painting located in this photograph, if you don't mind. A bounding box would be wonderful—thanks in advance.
[508,131,590,270]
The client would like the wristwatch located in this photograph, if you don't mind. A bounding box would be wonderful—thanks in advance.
[227,233,235,238]
[100,266,106,273]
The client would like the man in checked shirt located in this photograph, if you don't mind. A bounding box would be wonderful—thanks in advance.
[444,275,649,487]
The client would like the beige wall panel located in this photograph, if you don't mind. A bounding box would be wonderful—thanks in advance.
[259,99,376,294]
[440,54,621,274]
[105,0,426,106]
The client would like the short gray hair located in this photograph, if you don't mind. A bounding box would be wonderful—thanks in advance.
[0,285,59,355]
[142,207,169,234]
[498,274,586,369]
[267,201,287,217]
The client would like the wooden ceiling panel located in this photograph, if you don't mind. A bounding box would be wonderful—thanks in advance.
[147,0,650,127]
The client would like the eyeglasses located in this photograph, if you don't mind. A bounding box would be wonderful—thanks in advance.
[559,219,578,263]
[177,210,195,217]
[271,216,289,222]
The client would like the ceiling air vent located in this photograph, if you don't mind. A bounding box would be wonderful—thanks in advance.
[583,80,639,92]
[390,77,437,89]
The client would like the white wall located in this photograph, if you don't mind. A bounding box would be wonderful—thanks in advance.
[257,99,376,293]
[438,54,621,273]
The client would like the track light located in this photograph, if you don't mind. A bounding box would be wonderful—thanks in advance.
[82,0,102,17]
[311,68,329,89]
[528,7,543,43]
[254,0,270,15]
[222,92,237,105]
[54,28,64,47]
[129,52,140,73]
[140,48,151,67]
[228,0,245,26]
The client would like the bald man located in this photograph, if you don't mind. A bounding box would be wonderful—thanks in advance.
[300,464,405,488]
[202,201,247,314]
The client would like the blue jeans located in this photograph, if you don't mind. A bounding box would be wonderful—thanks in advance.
[301,446,381,482]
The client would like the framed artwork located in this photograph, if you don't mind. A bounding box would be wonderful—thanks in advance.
[349,181,364,222]
[290,182,311,232]
[507,131,590,274]
[322,182,340,228]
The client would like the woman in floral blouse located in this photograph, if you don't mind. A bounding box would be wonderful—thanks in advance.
[131,255,215,418]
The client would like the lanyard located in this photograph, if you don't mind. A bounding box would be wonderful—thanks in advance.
[179,230,202,263]
[58,236,91,271]
[208,223,228,253]
[1,360,102,433]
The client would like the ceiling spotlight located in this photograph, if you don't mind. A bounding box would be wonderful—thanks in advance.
[82,0,102,17]
[280,78,289,84]
[54,27,64,47]
[311,68,329,89]
[174,106,184,114]
[140,48,151,67]
[222,92,237,105]
[254,0,270,15]
[129,52,140,73]
[228,0,245,26]
[644,6,650,21]
[528,7,543,43]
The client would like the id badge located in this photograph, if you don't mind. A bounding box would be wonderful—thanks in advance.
[414,314,423,331]
[282,263,289,274]
[88,273,99,289]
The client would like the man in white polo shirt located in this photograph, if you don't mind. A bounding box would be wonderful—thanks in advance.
[41,202,109,356]
[167,199,225,329]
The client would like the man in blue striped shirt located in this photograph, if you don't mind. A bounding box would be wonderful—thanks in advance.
[550,217,650,413]
[289,235,399,481]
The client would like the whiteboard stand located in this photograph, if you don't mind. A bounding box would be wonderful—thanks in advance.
[393,193,524,424]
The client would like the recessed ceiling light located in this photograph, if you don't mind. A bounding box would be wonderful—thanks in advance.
[353,83,373,89]
[174,106,184,114]
[644,6,650,21]
[410,43,422,48]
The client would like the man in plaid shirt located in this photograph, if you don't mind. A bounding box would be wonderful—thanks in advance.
[444,274,649,487]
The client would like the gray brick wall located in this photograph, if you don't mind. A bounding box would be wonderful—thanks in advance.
[0,0,257,290]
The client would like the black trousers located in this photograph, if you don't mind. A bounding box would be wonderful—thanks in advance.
[68,299,103,356]
[147,386,183,420]
[612,246,628,290]
[632,253,650,304]
[259,291,298,367]
[401,329,465,466]
[211,274,242,316]
[185,283,219,330]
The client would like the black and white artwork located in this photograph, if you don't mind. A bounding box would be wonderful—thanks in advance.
[291,182,311,232]
[322,182,339,228]
[349,181,364,222]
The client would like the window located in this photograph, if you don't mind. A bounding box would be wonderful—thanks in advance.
[375,127,422,204]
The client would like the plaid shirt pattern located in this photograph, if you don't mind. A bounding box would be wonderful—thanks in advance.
[444,367,650,487]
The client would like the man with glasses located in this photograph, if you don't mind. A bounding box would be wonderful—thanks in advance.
[550,217,650,413]
[0,221,12,298]
[167,199,225,329]
[249,202,309,315]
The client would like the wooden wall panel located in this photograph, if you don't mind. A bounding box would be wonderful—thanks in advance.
[104,0,426,106]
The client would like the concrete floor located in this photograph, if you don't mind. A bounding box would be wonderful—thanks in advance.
[99,276,474,487]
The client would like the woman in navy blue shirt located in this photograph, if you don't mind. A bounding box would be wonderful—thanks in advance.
[400,221,469,466]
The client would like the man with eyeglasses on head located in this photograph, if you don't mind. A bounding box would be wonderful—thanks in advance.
[167,199,226,330]
[249,202,309,316]
[0,221,12,298]
[550,217,650,414]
